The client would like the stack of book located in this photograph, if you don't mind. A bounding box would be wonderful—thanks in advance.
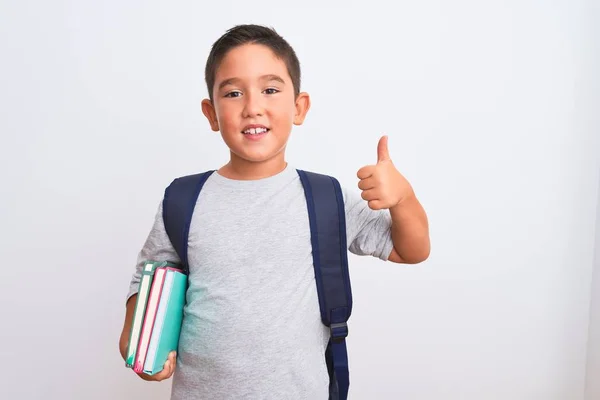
[125,261,187,375]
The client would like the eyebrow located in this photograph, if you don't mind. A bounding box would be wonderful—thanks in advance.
[217,74,286,90]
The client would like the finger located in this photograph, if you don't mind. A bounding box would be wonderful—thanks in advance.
[358,177,376,191]
[136,371,155,382]
[361,189,378,202]
[377,135,390,163]
[368,199,384,210]
[152,369,168,381]
[357,165,376,180]
[165,352,177,376]
[153,364,171,381]
[152,352,176,380]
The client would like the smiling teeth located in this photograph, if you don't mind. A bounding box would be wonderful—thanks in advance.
[244,128,268,135]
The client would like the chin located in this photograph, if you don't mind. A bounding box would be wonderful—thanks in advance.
[234,149,284,164]
[240,154,279,163]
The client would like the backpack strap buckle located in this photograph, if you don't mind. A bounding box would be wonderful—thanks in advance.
[330,322,348,343]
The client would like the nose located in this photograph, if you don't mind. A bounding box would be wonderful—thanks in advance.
[242,92,264,118]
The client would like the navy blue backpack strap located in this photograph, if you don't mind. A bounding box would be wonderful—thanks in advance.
[162,171,214,274]
[297,169,353,400]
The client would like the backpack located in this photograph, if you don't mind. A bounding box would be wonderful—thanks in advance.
[162,169,353,400]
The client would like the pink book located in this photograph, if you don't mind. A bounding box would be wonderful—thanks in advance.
[133,268,167,373]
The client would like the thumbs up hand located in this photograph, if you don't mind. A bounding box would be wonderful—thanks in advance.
[357,136,414,210]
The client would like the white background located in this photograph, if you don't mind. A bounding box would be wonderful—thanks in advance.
[1,1,599,399]
[588,176,600,399]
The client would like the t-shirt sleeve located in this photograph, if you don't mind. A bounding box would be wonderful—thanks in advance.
[343,186,394,261]
[126,201,180,302]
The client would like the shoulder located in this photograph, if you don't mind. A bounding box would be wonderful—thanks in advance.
[294,169,361,205]
[294,169,344,190]
[166,170,217,186]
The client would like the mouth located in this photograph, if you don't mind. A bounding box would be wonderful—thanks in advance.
[242,125,270,136]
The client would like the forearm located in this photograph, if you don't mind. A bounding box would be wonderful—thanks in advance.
[119,292,178,381]
[119,294,138,360]
[389,194,430,263]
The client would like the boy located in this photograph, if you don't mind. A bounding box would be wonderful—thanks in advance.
[119,24,430,399]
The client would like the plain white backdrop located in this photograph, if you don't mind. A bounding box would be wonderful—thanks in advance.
[588,177,600,399]
[1,1,599,399]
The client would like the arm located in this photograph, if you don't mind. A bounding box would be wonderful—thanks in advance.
[119,294,137,361]
[357,135,430,264]
[120,200,181,381]
[119,295,177,382]
[388,194,430,264]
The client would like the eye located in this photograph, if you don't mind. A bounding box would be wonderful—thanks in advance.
[224,90,242,98]
[263,88,280,95]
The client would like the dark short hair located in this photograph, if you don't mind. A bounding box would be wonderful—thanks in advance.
[205,24,301,101]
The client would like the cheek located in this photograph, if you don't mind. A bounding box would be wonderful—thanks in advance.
[271,103,296,124]
[216,106,239,131]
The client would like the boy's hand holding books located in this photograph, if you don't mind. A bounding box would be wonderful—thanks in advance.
[357,136,415,210]
[120,262,187,381]
[135,351,177,382]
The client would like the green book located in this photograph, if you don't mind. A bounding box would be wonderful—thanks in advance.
[125,261,178,368]
[141,268,187,375]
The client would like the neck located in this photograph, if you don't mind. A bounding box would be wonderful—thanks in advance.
[219,152,288,180]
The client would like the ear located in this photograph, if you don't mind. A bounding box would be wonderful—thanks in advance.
[293,92,311,126]
[201,98,220,131]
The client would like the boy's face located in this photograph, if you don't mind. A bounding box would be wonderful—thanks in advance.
[202,44,310,165]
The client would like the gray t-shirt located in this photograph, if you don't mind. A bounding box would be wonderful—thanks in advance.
[126,165,394,400]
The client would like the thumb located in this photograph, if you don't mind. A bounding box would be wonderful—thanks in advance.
[377,135,390,163]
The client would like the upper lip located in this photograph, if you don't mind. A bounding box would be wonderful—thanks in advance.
[242,124,269,132]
